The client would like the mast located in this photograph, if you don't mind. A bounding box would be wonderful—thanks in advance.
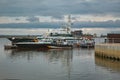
[66,15,72,33]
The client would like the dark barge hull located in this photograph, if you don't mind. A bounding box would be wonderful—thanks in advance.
[8,37,37,44]
[15,43,73,49]
[16,43,49,49]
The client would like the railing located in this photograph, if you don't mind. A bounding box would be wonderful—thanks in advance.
[105,38,120,43]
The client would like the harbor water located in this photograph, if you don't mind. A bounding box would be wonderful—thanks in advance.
[0,38,120,80]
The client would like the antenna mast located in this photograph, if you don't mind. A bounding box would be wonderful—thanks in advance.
[67,15,72,33]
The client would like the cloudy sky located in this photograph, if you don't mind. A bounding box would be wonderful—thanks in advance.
[0,0,120,23]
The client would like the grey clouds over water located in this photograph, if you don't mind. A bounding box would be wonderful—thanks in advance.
[0,0,120,28]
[0,0,120,17]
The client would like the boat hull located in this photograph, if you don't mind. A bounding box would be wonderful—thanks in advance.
[15,43,49,49]
[15,42,73,49]
[80,44,94,48]
[80,45,94,48]
[47,45,73,49]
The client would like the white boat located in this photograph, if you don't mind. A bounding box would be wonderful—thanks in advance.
[80,38,95,48]
[15,37,73,49]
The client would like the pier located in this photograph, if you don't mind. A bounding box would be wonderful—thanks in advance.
[95,43,120,60]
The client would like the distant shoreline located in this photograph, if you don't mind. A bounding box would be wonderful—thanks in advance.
[0,28,120,36]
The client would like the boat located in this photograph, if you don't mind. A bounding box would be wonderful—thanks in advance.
[47,38,73,49]
[15,38,52,49]
[80,38,95,48]
[45,15,83,47]
[15,38,73,49]
[6,15,95,49]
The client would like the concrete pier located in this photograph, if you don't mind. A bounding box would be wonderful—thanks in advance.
[95,43,120,60]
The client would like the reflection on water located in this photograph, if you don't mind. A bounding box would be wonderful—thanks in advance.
[95,56,120,72]
[5,48,94,64]
[5,49,73,63]
[1,38,120,80]
[1,49,73,80]
[2,48,94,80]
[5,49,73,69]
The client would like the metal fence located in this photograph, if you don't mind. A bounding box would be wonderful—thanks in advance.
[105,38,120,43]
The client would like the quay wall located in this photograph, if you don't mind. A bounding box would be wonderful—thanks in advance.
[95,43,120,60]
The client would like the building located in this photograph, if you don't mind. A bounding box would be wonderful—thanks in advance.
[106,32,120,43]
[71,30,83,37]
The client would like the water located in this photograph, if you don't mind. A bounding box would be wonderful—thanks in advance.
[0,38,120,80]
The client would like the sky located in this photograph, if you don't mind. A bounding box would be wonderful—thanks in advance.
[0,0,120,24]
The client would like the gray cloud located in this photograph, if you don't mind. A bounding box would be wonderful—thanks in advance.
[0,0,120,18]
[26,17,39,22]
